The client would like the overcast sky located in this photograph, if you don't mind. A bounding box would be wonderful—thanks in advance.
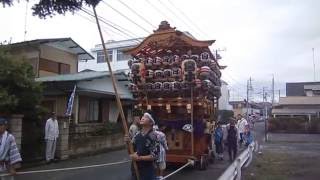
[1,0,320,101]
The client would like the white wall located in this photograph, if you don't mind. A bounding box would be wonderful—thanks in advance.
[78,49,130,72]
[219,81,233,110]
[78,38,142,72]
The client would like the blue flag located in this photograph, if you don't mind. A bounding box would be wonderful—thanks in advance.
[65,85,76,116]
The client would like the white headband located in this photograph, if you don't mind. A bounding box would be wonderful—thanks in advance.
[144,112,155,125]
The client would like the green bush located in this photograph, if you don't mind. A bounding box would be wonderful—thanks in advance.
[218,110,234,124]
[0,49,43,115]
[268,117,320,133]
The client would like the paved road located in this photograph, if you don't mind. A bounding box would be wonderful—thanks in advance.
[14,123,263,180]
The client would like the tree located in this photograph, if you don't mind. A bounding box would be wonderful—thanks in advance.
[0,0,101,18]
[0,49,43,115]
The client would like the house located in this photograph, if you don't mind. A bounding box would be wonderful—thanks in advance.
[7,38,94,77]
[3,38,97,161]
[5,38,133,161]
[272,82,320,119]
[218,80,232,110]
[78,38,143,72]
[36,70,133,158]
[230,101,262,116]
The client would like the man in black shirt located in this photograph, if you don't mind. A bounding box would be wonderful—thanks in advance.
[130,112,160,180]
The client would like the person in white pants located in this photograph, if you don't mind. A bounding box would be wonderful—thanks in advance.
[45,112,59,163]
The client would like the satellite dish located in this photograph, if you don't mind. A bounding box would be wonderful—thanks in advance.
[182,124,193,133]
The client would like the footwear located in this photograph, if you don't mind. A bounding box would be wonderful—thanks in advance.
[46,160,52,164]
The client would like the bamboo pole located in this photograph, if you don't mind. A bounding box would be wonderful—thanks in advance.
[92,6,140,180]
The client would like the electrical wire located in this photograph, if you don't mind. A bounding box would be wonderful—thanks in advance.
[143,0,176,25]
[156,0,202,38]
[166,0,211,38]
[101,0,151,34]
[80,8,142,44]
[116,0,156,29]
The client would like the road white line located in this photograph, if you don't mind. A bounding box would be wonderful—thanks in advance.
[0,159,131,177]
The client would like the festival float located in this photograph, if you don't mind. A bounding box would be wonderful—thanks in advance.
[126,21,222,169]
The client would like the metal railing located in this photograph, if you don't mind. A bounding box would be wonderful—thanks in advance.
[218,142,255,180]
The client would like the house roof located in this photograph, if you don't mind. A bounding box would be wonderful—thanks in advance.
[37,70,132,100]
[279,96,320,105]
[286,81,320,96]
[35,70,126,82]
[8,38,94,60]
[272,108,319,115]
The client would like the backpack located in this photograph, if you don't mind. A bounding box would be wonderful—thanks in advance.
[227,126,237,143]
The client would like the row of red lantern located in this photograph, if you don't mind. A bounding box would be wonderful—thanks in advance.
[128,79,220,92]
[128,52,220,70]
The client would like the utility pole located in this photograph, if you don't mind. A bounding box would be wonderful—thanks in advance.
[263,87,268,142]
[246,77,252,120]
[312,48,316,81]
[272,75,274,105]
[278,89,281,102]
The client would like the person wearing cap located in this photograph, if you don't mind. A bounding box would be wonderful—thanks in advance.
[128,112,160,180]
[45,112,59,163]
[0,117,22,180]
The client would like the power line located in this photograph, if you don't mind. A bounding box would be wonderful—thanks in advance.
[101,0,151,34]
[76,11,125,39]
[143,0,176,24]
[80,8,142,43]
[156,0,202,38]
[116,0,156,29]
[166,0,211,38]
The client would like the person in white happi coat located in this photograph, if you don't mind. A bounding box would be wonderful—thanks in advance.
[0,117,22,180]
[236,114,248,146]
[45,112,59,163]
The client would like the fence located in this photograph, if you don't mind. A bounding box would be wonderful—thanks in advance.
[218,142,255,180]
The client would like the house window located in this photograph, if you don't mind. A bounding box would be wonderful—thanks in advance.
[87,99,100,121]
[97,50,113,63]
[39,58,70,74]
[117,49,131,61]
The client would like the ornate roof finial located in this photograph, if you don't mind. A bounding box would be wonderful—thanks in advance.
[155,21,175,32]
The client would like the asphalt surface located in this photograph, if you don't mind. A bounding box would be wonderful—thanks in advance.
[14,123,263,180]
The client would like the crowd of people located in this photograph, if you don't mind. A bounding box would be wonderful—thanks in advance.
[127,111,255,179]
[214,114,254,162]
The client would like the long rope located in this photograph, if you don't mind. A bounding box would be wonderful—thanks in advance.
[0,160,130,177]
[161,161,192,180]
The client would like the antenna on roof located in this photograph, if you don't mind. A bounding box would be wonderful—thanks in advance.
[312,48,316,81]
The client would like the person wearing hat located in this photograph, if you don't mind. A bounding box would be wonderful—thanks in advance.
[45,112,59,163]
[127,112,160,180]
[0,117,22,180]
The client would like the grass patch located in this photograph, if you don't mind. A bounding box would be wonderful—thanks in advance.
[243,150,320,180]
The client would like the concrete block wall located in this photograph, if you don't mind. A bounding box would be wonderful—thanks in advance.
[69,133,124,156]
[9,115,23,150]
[56,118,70,160]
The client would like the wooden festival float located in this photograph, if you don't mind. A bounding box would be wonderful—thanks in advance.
[126,21,222,169]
